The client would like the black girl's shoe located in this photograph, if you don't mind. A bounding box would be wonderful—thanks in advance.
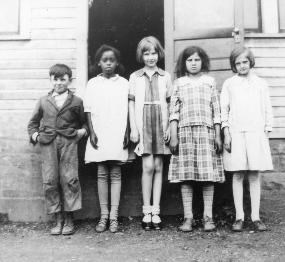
[142,213,152,231]
[152,214,162,230]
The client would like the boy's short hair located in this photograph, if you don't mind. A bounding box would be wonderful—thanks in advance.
[136,36,164,64]
[175,46,210,78]
[49,64,72,79]
[230,46,255,73]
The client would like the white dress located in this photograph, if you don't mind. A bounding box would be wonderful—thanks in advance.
[84,74,129,163]
[220,73,273,171]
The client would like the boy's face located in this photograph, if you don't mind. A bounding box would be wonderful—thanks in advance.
[235,53,250,76]
[50,74,71,94]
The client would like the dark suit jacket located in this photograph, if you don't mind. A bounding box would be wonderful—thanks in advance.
[27,90,88,145]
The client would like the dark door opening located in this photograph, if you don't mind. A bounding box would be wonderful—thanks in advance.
[88,0,164,79]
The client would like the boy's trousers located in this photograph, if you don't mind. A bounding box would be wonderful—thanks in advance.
[39,135,82,214]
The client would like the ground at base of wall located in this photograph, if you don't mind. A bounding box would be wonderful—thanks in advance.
[0,210,284,262]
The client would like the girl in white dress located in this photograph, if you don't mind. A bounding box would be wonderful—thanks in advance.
[84,45,129,233]
[221,46,273,232]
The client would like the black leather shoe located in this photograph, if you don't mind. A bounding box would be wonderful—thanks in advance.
[142,221,152,230]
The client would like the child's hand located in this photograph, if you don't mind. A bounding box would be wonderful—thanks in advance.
[31,132,39,143]
[164,127,171,144]
[214,136,223,154]
[130,128,139,144]
[223,132,231,153]
[169,137,179,155]
[76,128,87,141]
[123,131,129,149]
[90,132,98,149]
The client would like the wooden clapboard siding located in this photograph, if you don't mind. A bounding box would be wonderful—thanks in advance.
[246,38,285,138]
[0,0,87,113]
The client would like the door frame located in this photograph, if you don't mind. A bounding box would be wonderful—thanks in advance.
[164,0,245,76]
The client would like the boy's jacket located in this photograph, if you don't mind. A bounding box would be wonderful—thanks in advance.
[27,90,88,145]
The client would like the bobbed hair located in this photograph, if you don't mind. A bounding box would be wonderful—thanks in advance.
[229,46,255,73]
[175,46,210,78]
[136,36,164,64]
[94,44,125,75]
[49,64,72,79]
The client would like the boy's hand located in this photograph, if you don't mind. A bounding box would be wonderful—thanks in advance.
[130,128,139,144]
[223,132,231,153]
[169,136,179,155]
[90,132,98,149]
[31,132,39,143]
[164,127,171,144]
[214,136,223,154]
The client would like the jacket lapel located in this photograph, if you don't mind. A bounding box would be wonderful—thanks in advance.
[58,91,73,115]
[47,95,59,112]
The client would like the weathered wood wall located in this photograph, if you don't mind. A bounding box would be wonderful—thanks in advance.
[0,0,87,221]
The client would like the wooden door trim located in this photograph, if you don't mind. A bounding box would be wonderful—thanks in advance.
[174,28,234,40]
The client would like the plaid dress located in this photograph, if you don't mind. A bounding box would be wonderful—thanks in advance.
[168,75,224,183]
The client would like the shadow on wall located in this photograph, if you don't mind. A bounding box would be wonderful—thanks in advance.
[76,138,237,220]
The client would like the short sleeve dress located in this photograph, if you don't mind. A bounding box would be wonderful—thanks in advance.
[168,75,224,183]
[84,74,129,163]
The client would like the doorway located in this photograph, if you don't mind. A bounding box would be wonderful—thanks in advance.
[88,0,164,79]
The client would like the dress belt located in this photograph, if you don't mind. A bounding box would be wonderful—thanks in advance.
[144,101,161,105]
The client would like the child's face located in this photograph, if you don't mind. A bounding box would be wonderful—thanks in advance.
[142,46,158,69]
[50,74,71,94]
[235,53,250,76]
[186,52,202,75]
[98,50,118,78]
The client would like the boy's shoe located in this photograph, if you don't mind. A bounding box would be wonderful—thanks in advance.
[142,213,152,231]
[62,213,75,235]
[203,216,216,232]
[109,219,119,233]
[253,220,267,232]
[50,223,63,235]
[62,223,75,235]
[96,218,108,233]
[50,212,63,235]
[232,219,244,232]
[178,218,193,232]
[151,214,162,230]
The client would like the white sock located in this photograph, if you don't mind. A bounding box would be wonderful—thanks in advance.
[232,173,245,221]
[248,172,261,221]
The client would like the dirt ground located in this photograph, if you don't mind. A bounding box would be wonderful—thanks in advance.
[0,191,285,262]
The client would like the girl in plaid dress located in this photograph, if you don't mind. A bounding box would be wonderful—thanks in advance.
[168,46,224,232]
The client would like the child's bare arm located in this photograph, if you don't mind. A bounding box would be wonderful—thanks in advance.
[128,100,139,144]
[86,112,98,149]
[223,126,231,153]
[169,120,179,155]
[214,123,223,154]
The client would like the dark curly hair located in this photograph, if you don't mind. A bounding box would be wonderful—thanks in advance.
[94,44,125,75]
[175,46,210,78]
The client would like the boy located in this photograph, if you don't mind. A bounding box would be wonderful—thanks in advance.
[28,64,88,235]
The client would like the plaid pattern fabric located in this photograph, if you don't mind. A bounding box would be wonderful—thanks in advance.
[168,126,224,183]
[169,75,221,127]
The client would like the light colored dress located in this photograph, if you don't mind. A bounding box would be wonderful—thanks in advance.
[168,75,224,183]
[220,72,273,171]
[129,68,172,156]
[84,74,129,163]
